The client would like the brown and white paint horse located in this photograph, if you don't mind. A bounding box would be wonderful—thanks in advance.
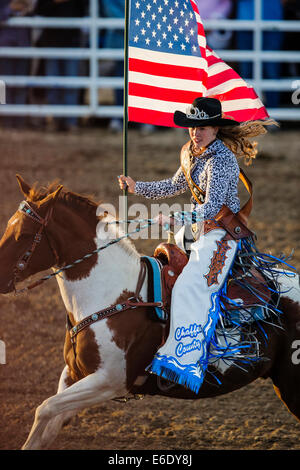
[0,176,299,450]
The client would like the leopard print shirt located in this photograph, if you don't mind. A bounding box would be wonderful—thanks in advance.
[134,139,240,223]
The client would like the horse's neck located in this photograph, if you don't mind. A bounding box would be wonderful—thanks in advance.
[55,223,147,323]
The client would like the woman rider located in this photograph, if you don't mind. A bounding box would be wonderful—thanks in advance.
[118,97,277,393]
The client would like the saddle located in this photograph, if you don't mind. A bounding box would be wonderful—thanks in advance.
[142,239,272,325]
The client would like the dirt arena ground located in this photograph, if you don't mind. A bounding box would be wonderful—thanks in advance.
[0,124,299,451]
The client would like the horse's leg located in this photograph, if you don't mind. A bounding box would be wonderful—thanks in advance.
[270,298,300,422]
[272,347,300,422]
[272,353,300,422]
[39,365,76,448]
[22,370,125,450]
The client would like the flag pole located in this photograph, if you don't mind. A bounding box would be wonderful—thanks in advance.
[123,0,130,230]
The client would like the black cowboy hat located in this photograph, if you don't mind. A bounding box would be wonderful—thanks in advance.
[174,97,240,128]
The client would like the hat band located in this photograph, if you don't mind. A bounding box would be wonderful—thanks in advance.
[186,105,221,121]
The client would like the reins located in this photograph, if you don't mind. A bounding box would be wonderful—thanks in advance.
[13,187,253,296]
[13,204,158,295]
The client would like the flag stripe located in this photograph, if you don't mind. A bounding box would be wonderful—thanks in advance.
[209,85,260,102]
[129,82,204,103]
[207,79,251,96]
[129,73,206,94]
[208,69,243,89]
[128,107,176,127]
[222,98,265,112]
[128,95,190,113]
[190,0,207,53]
[129,46,206,69]
[129,58,206,81]
[222,106,269,122]
[207,62,232,77]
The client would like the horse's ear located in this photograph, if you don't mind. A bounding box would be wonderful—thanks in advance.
[16,174,31,197]
[52,185,64,201]
[40,185,64,207]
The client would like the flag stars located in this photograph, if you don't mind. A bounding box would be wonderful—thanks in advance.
[131,0,199,55]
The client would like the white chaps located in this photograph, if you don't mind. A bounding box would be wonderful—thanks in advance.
[147,225,238,393]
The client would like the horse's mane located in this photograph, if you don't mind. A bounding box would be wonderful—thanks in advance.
[28,180,139,257]
[28,180,99,216]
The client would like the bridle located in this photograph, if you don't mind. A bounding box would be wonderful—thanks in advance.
[13,200,59,291]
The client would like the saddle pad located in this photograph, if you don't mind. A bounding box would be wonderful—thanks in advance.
[141,256,168,321]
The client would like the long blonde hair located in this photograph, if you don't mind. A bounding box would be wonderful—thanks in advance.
[217,119,278,166]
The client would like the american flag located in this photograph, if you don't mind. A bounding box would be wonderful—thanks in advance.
[128,0,269,127]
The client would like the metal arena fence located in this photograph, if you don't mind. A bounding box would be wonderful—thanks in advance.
[0,0,299,122]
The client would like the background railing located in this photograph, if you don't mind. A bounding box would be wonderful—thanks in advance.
[0,0,299,122]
